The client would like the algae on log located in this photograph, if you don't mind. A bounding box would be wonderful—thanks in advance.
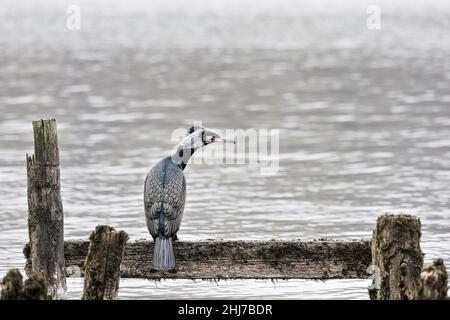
[418,259,448,300]
[82,225,129,300]
[26,119,66,299]
[1,269,48,300]
[370,214,423,300]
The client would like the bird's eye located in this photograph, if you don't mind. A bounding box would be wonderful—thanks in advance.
[212,136,215,141]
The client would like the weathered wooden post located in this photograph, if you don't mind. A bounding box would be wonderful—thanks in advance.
[418,258,448,300]
[369,214,423,300]
[1,269,23,300]
[22,272,48,300]
[82,225,128,300]
[1,269,48,300]
[26,119,66,299]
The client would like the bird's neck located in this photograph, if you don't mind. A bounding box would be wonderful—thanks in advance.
[171,146,197,170]
[170,132,204,170]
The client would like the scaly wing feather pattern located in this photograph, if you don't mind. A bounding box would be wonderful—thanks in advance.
[144,159,186,239]
[144,159,165,238]
[162,162,186,237]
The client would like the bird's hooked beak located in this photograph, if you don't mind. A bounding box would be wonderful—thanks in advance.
[205,135,235,144]
[202,128,236,145]
[215,137,236,144]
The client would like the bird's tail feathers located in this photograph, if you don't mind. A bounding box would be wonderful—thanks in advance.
[153,237,175,270]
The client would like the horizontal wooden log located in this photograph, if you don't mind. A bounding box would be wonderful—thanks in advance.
[25,240,371,280]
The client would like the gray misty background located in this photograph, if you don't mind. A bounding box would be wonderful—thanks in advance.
[0,0,449,299]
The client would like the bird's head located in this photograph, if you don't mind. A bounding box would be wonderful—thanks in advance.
[185,126,235,148]
[171,125,235,169]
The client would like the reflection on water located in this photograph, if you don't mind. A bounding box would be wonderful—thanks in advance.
[0,0,449,299]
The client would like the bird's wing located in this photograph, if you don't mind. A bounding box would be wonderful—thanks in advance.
[144,160,165,238]
[162,163,186,237]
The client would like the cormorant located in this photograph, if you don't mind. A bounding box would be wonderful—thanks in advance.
[144,126,234,270]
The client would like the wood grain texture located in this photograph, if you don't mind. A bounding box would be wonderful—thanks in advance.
[370,214,423,300]
[26,119,66,299]
[82,226,129,300]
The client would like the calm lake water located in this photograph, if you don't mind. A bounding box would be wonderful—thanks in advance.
[0,0,449,299]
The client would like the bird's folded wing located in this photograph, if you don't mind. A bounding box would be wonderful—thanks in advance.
[162,166,186,237]
[144,161,165,237]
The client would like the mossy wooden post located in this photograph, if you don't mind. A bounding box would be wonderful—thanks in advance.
[369,214,423,300]
[1,269,48,300]
[22,272,48,300]
[82,225,128,300]
[26,119,66,299]
[418,259,448,300]
[1,269,24,300]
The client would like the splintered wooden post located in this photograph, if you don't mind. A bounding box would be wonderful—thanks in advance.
[26,119,66,299]
[418,258,448,300]
[82,225,129,300]
[370,214,423,300]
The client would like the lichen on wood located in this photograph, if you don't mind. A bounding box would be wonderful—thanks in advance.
[26,119,66,299]
[370,214,423,300]
[82,225,129,300]
[418,258,448,300]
